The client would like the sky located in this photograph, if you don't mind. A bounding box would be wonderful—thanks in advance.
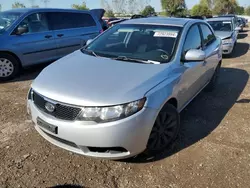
[0,0,250,12]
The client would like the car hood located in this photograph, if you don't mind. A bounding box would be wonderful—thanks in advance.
[32,50,170,106]
[214,31,233,40]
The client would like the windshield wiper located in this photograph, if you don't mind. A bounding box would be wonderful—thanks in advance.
[81,49,99,57]
[112,56,160,64]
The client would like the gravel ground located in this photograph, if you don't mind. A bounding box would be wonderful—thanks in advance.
[1,30,250,188]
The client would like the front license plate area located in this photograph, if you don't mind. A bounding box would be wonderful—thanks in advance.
[37,117,58,134]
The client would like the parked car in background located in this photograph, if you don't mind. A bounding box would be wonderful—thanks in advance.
[103,17,120,27]
[28,17,222,160]
[108,14,151,27]
[108,18,128,27]
[207,17,240,56]
[218,14,239,28]
[237,17,244,31]
[239,17,247,27]
[0,8,102,81]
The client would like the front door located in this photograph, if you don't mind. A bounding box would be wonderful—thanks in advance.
[178,24,207,109]
[10,12,57,66]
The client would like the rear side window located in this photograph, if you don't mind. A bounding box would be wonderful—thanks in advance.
[48,12,96,30]
[200,24,216,47]
[183,25,202,54]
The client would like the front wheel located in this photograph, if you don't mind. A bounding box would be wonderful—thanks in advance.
[145,103,180,156]
[0,53,20,81]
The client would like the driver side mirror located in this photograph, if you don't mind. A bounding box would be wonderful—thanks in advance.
[183,49,206,62]
[16,26,28,35]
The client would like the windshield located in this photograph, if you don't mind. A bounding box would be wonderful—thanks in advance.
[208,21,232,32]
[0,12,22,34]
[85,24,182,63]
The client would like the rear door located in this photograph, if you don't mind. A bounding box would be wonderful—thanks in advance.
[9,12,58,66]
[48,12,101,58]
[199,23,221,83]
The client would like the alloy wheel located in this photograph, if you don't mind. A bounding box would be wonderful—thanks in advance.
[147,111,178,151]
[0,58,14,78]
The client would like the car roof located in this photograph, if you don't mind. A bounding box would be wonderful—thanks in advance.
[120,17,195,27]
[207,17,233,22]
[3,8,90,14]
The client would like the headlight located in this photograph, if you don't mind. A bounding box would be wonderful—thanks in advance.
[77,98,146,122]
[222,38,233,44]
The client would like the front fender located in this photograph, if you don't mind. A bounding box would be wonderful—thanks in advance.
[144,72,181,111]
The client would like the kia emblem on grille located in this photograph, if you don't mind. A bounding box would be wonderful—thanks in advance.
[45,102,55,113]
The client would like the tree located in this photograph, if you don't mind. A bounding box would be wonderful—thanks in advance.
[213,0,238,15]
[12,2,26,9]
[126,0,137,14]
[0,4,2,11]
[191,4,212,16]
[105,10,115,17]
[101,0,150,15]
[141,5,156,16]
[161,0,187,16]
[136,0,150,13]
[235,6,244,15]
[72,1,89,10]
[200,0,214,10]
[191,0,212,16]
[245,6,250,16]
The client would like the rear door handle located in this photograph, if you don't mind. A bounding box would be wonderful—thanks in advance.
[57,34,64,37]
[44,35,52,39]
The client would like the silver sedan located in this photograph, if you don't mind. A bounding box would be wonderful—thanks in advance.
[27,17,222,159]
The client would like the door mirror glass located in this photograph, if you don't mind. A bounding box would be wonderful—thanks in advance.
[184,49,206,62]
[86,39,93,45]
[16,26,28,35]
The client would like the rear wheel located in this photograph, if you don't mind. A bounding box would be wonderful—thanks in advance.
[0,53,20,81]
[145,103,180,155]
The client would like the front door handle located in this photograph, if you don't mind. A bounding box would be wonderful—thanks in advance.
[44,35,52,39]
[57,34,64,37]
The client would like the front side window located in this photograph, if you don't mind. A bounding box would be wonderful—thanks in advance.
[208,20,233,32]
[200,24,215,46]
[0,11,22,34]
[183,25,202,54]
[16,13,49,34]
[85,24,182,63]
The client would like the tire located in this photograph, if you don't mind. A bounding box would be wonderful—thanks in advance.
[0,53,20,81]
[205,62,221,92]
[144,103,180,156]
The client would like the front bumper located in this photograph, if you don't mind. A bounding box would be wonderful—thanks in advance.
[222,43,234,55]
[28,100,158,159]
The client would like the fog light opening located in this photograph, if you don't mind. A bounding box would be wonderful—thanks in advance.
[87,147,128,154]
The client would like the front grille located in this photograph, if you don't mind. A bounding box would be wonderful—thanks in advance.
[32,91,82,121]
